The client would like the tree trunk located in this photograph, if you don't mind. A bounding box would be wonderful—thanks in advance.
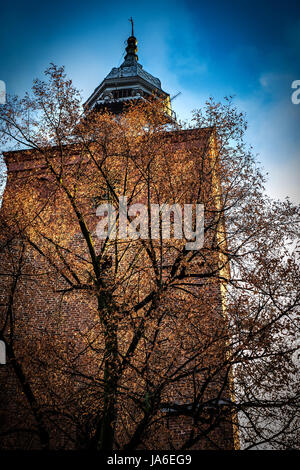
[97,296,119,450]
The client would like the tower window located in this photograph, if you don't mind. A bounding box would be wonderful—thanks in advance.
[112,89,133,100]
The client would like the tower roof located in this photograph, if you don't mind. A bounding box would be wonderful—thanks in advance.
[84,23,172,117]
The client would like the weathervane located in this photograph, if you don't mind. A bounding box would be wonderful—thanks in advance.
[129,17,134,37]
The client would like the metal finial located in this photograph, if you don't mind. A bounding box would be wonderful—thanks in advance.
[129,17,134,37]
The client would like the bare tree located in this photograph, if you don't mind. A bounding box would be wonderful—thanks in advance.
[0,65,299,450]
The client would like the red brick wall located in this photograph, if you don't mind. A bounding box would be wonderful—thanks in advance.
[0,130,236,450]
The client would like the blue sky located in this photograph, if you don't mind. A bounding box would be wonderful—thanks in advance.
[1,0,299,202]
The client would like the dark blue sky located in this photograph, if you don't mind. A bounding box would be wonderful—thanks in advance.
[1,0,299,201]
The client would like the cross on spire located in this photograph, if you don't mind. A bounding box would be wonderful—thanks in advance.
[129,17,134,37]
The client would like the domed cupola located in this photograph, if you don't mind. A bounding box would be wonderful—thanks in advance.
[84,19,174,118]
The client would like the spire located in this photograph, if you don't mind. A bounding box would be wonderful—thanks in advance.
[129,17,134,36]
[84,20,174,120]
[123,17,138,66]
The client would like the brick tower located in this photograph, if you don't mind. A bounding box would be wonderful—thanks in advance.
[0,25,238,450]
